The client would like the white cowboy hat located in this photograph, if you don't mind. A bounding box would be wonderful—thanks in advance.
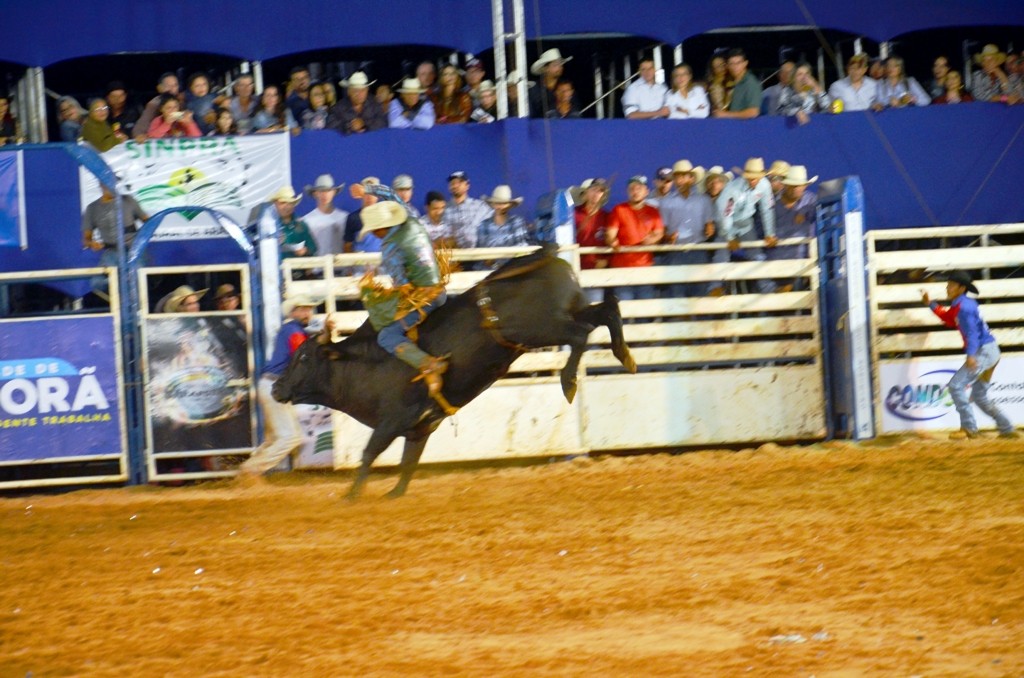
[477,79,497,93]
[736,157,768,179]
[530,48,573,76]
[358,201,408,240]
[705,165,731,181]
[505,70,535,87]
[767,160,791,178]
[304,174,345,195]
[396,78,426,94]
[164,285,207,313]
[266,186,302,203]
[482,185,524,206]
[974,44,1007,65]
[391,174,414,190]
[340,72,376,89]
[672,159,696,174]
[282,295,321,317]
[781,165,818,186]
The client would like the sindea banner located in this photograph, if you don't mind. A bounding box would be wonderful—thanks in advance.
[79,134,291,240]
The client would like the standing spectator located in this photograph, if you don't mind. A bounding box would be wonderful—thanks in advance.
[146,94,201,138]
[213,284,241,311]
[251,85,299,134]
[421,191,452,248]
[0,94,19,145]
[416,61,438,99]
[237,297,318,479]
[285,66,312,122]
[390,79,436,129]
[301,83,331,130]
[445,171,491,249]
[927,56,951,100]
[529,48,573,117]
[228,74,258,134]
[266,186,316,259]
[391,174,419,217]
[431,65,472,124]
[658,160,716,297]
[970,44,1020,104]
[105,81,139,139]
[705,54,730,114]
[713,49,761,119]
[546,80,581,119]
[666,63,710,119]
[57,96,85,141]
[81,183,149,295]
[574,178,610,273]
[135,73,182,142]
[778,62,831,123]
[622,59,669,119]
[464,58,487,106]
[704,166,731,202]
[647,167,673,208]
[762,61,795,116]
[343,177,381,253]
[877,56,929,108]
[769,165,818,291]
[605,175,664,301]
[933,71,974,104]
[302,174,348,256]
[476,185,532,249]
[185,72,218,134]
[208,107,238,135]
[829,53,882,112]
[328,72,387,135]
[716,158,777,293]
[470,80,498,123]
[81,98,126,152]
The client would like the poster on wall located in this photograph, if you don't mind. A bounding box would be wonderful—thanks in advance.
[879,355,1024,433]
[293,404,335,469]
[145,315,255,453]
[79,134,291,240]
[0,317,124,462]
[0,150,26,248]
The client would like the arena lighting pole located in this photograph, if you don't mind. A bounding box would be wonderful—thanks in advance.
[491,0,508,119]
[511,0,528,118]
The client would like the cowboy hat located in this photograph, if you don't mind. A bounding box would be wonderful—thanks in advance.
[164,285,207,313]
[482,185,523,206]
[213,283,239,300]
[530,48,573,76]
[358,201,409,240]
[782,165,818,186]
[304,174,344,195]
[974,44,1006,66]
[266,186,302,203]
[340,72,376,89]
[282,295,321,316]
[391,174,414,190]
[738,157,768,179]
[705,166,732,182]
[396,78,426,94]
[947,270,979,295]
[768,160,791,178]
[477,79,497,93]
[672,159,696,174]
[505,70,535,87]
[571,178,610,206]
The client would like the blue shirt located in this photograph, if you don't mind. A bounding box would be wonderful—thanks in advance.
[931,294,997,357]
[264,319,308,377]
[658,190,714,244]
[476,214,533,248]
[717,176,776,239]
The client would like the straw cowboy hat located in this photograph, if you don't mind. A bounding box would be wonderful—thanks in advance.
[396,78,426,94]
[768,160,791,178]
[691,165,706,186]
[358,201,408,240]
[477,79,497,93]
[737,157,768,179]
[213,283,239,301]
[974,44,1006,65]
[304,174,344,195]
[531,48,573,76]
[505,70,535,87]
[266,186,302,203]
[340,72,376,89]
[672,159,696,174]
[782,165,818,186]
[281,295,321,316]
[482,185,524,206]
[164,285,207,313]
[705,166,733,182]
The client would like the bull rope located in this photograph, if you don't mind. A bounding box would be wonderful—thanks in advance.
[473,255,556,351]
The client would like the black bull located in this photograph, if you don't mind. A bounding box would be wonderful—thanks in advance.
[272,249,637,498]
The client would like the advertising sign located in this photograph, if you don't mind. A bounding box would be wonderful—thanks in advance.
[0,150,26,248]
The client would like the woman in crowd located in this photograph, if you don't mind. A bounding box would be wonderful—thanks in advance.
[81,97,127,151]
[251,84,299,134]
[146,93,201,138]
[228,74,258,133]
[208,107,238,135]
[877,56,930,108]
[704,55,730,114]
[301,83,331,130]
[777,62,831,123]
[0,94,21,145]
[185,72,219,134]
[431,64,472,124]
[57,96,86,141]
[933,71,974,104]
[666,63,710,119]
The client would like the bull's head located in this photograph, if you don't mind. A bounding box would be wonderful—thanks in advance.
[271,334,332,405]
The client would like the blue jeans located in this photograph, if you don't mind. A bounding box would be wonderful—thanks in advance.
[377,291,447,367]
[947,342,1013,434]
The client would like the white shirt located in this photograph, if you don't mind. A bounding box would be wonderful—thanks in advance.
[666,86,710,119]
[828,76,879,112]
[622,79,668,116]
[302,206,349,256]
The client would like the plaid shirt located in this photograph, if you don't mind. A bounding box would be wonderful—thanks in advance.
[971,71,1012,101]
[476,214,533,248]
[445,196,492,248]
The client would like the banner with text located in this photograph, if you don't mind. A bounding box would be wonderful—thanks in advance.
[0,150,26,248]
[0,317,125,462]
[879,355,1024,433]
[79,134,291,240]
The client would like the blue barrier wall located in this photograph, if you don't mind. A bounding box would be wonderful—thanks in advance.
[3,104,1023,276]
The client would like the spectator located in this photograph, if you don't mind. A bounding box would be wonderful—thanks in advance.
[546,80,581,119]
[829,53,881,112]
[266,186,316,258]
[933,71,973,104]
[208,107,238,135]
[389,79,436,129]
[320,81,337,108]
[214,284,241,311]
[164,285,206,313]
[647,167,673,208]
[464,58,487,106]
[391,174,419,217]
[666,63,710,119]
[105,81,139,139]
[476,185,532,251]
[57,96,85,141]
[713,49,761,119]
[762,61,795,116]
[868,57,885,81]
[81,183,149,260]
[769,165,818,291]
[767,160,791,198]
[574,178,611,274]
[185,72,218,134]
[252,85,299,134]
[927,56,951,99]
[877,56,929,108]
[778,62,831,123]
[301,83,331,130]
[0,94,18,145]
[705,54,730,114]
[343,177,381,253]
[529,48,573,117]
[135,73,182,142]
[470,80,498,123]
[658,160,716,297]
[286,66,312,122]
[375,84,393,109]
[421,191,452,247]
[146,94,201,138]
[970,44,1020,104]
[328,72,387,135]
[703,166,731,202]
[506,70,532,117]
[416,61,438,98]
[302,174,348,256]
[431,65,472,124]
[81,98,127,152]
[605,175,664,301]
[445,170,491,249]
[228,74,258,134]
[622,58,669,119]
[1008,52,1024,93]
[715,158,777,293]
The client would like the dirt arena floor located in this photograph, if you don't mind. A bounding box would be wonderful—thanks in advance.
[2,436,1023,677]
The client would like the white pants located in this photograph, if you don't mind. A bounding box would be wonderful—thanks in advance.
[240,376,303,474]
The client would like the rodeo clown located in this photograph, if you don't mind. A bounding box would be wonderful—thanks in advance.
[922,270,1018,440]
[349,181,450,399]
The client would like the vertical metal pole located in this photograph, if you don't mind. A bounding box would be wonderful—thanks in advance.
[511,0,528,118]
[962,40,973,89]
[879,41,890,59]
[593,59,604,120]
[817,48,826,88]
[674,44,683,66]
[253,61,264,94]
[31,67,47,143]
[493,0,508,120]
[607,62,618,119]
[653,46,664,84]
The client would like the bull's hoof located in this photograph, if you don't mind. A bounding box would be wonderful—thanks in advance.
[623,351,638,374]
[562,381,578,404]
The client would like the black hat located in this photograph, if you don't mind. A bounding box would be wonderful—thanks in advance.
[947,270,979,295]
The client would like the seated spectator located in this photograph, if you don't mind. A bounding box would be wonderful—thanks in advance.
[464,58,487,106]
[421,191,451,247]
[777,62,831,123]
[146,94,201,138]
[285,66,312,122]
[506,70,532,117]
[57,96,85,141]
[713,49,760,119]
[135,73,182,142]
[416,61,438,99]
[0,94,18,145]
[877,56,929,108]
[970,44,1020,104]
[704,54,730,114]
[267,186,316,258]
[328,72,387,135]
[469,80,498,123]
[529,48,573,117]
[762,61,795,116]
[666,64,710,119]
[390,79,436,129]
[868,57,885,81]
[546,80,581,119]
[476,185,533,266]
[622,58,669,119]
[927,56,951,100]
[208,107,238,135]
[320,81,337,108]
[933,71,973,104]
[432,65,472,124]
[228,74,258,134]
[213,284,241,311]
[829,53,881,112]
[251,85,299,134]
[301,83,331,130]
[1008,52,1024,93]
[81,97,127,151]
[185,72,218,134]
[375,84,393,110]
[105,81,139,139]
[574,178,610,271]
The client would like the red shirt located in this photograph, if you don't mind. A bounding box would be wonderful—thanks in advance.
[574,205,609,269]
[607,202,664,267]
